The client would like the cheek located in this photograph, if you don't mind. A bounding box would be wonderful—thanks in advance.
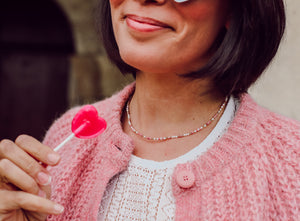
[175,2,212,20]
[110,0,123,8]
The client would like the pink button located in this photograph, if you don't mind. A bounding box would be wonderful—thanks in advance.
[176,170,195,188]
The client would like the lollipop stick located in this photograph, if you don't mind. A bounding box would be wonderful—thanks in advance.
[53,122,88,152]
[54,133,75,152]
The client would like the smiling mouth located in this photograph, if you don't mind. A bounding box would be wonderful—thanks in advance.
[125,15,174,32]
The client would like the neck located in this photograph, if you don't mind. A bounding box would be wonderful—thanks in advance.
[129,72,225,138]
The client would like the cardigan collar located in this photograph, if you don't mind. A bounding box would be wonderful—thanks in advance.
[93,82,259,185]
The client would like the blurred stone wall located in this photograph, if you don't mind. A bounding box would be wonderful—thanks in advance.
[249,0,300,120]
[54,0,132,107]
[54,0,299,120]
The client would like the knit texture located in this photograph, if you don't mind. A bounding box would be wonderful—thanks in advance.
[43,83,300,221]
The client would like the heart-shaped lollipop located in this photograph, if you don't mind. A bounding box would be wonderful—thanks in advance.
[72,105,107,139]
[54,105,107,152]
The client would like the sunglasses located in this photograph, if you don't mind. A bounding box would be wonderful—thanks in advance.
[174,0,189,2]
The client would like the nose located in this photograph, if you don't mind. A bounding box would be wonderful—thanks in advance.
[138,0,168,5]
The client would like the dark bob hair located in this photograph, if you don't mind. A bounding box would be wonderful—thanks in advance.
[98,0,286,97]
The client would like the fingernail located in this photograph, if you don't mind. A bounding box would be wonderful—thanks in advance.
[37,172,52,186]
[47,153,60,164]
[53,204,64,214]
[38,189,46,198]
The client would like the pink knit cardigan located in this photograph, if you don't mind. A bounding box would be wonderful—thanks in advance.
[43,84,300,220]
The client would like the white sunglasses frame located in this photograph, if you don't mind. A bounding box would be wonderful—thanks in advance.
[174,0,189,2]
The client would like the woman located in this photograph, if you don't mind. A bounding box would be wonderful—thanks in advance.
[0,0,299,220]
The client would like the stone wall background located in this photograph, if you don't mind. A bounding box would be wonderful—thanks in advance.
[54,0,133,106]
[249,0,300,120]
[54,0,300,120]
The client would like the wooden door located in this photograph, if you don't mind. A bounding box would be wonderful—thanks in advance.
[0,0,74,141]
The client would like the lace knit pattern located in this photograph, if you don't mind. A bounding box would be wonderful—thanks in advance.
[99,163,174,220]
[43,83,300,221]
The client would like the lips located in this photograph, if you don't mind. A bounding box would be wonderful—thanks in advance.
[125,14,173,32]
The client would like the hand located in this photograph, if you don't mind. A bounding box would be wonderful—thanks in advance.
[0,135,64,221]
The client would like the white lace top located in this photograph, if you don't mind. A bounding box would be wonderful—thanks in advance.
[98,97,237,221]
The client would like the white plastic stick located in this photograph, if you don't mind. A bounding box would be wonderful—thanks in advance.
[54,133,75,152]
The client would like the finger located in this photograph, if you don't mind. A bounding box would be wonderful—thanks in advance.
[0,181,16,191]
[0,139,52,186]
[39,184,51,200]
[15,135,61,166]
[0,174,17,191]
[0,159,41,194]
[0,190,64,215]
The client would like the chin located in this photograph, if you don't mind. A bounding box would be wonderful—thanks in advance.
[120,52,182,75]
[120,52,163,73]
[118,41,210,74]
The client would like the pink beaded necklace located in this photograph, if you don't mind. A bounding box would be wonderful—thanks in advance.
[126,97,228,142]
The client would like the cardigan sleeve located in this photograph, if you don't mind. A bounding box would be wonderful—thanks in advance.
[260,112,300,220]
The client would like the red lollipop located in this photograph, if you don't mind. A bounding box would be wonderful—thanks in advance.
[54,105,107,152]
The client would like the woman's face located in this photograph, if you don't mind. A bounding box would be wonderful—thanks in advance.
[110,0,229,75]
